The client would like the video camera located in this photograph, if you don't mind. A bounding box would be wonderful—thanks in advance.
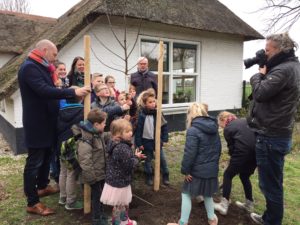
[244,49,267,69]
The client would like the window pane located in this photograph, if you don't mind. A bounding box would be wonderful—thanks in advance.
[173,43,197,73]
[173,76,196,103]
[141,40,169,72]
[162,75,169,104]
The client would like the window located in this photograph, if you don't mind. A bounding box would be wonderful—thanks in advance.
[141,38,199,106]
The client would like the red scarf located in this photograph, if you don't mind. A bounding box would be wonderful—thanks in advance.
[28,49,55,74]
[224,115,237,127]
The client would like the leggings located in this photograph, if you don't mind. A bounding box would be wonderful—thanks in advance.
[222,163,253,201]
[179,193,215,224]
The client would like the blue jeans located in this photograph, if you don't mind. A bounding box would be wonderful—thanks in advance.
[143,139,169,176]
[255,135,291,225]
[24,147,51,206]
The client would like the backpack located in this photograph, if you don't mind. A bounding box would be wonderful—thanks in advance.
[60,133,92,172]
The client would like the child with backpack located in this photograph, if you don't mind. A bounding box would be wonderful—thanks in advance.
[100,118,145,225]
[57,87,84,210]
[74,108,109,225]
[167,103,221,225]
[135,88,170,186]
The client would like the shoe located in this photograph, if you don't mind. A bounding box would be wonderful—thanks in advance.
[250,213,263,225]
[145,175,153,186]
[195,195,204,204]
[38,185,59,197]
[58,197,66,205]
[208,214,218,225]
[163,174,170,186]
[26,202,55,216]
[127,219,137,225]
[214,197,229,215]
[65,200,83,210]
[235,199,254,212]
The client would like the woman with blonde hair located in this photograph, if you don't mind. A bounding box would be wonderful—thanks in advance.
[214,111,256,216]
[168,103,220,225]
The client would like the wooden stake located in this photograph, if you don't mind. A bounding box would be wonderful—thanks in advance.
[83,35,91,214]
[154,41,164,191]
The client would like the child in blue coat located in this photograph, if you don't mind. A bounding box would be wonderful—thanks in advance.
[168,103,221,225]
[135,89,169,186]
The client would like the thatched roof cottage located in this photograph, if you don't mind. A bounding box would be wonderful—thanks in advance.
[0,0,263,154]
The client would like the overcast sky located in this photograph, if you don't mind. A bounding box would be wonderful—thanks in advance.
[27,0,300,80]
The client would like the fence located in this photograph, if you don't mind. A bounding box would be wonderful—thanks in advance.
[242,80,252,108]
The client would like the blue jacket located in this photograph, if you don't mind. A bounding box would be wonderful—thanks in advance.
[181,116,221,179]
[105,140,139,188]
[18,59,75,148]
[135,108,168,148]
[57,102,84,148]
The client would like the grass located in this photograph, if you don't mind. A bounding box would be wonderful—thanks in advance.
[0,129,300,224]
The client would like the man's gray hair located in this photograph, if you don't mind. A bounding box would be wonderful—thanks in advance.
[266,32,298,53]
[137,56,148,64]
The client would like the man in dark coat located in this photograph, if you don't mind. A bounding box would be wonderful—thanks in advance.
[130,57,157,97]
[18,39,90,216]
[247,33,300,225]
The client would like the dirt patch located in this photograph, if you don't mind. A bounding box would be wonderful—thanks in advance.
[128,183,256,225]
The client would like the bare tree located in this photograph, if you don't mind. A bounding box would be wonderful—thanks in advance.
[90,0,145,89]
[0,0,30,13]
[260,0,300,32]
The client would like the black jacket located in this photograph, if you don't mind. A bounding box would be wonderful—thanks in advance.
[105,140,139,188]
[224,118,256,170]
[57,102,84,148]
[18,58,75,148]
[248,50,300,137]
[130,70,157,96]
[181,116,221,179]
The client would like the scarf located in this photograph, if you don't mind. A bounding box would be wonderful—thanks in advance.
[224,115,237,127]
[266,49,295,72]
[28,49,56,74]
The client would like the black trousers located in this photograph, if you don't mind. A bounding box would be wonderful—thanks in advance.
[222,163,254,201]
[24,147,51,206]
[91,180,105,223]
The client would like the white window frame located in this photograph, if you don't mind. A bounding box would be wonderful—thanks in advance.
[139,36,201,111]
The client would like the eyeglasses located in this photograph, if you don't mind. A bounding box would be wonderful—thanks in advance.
[107,82,115,84]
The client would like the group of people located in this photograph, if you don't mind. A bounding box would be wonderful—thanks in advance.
[18,31,300,225]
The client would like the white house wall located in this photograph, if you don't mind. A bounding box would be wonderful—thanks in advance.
[59,16,244,111]
[0,52,16,68]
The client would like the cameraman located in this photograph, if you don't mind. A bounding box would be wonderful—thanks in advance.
[247,33,300,225]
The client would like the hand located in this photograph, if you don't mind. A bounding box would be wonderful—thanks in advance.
[138,146,144,150]
[135,148,146,159]
[121,104,130,111]
[75,86,91,96]
[259,65,267,75]
[185,174,193,182]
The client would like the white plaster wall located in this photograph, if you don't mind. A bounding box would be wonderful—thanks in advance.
[0,97,14,125]
[11,90,23,128]
[59,17,244,111]
[0,52,16,68]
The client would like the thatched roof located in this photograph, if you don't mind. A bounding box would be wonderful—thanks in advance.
[0,0,263,100]
[0,10,56,54]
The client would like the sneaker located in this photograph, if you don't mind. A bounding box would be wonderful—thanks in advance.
[235,199,254,212]
[163,174,170,186]
[65,201,83,210]
[208,214,218,225]
[250,213,263,225]
[145,175,153,186]
[58,197,66,205]
[214,197,229,215]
